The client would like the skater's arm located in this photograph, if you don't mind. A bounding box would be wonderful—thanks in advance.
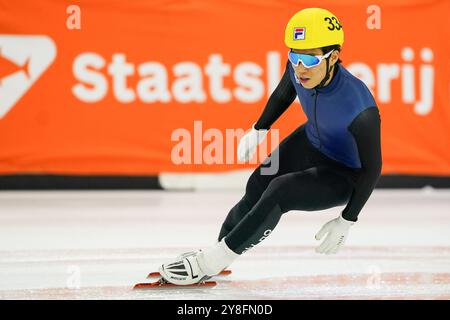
[342,107,382,222]
[254,61,297,130]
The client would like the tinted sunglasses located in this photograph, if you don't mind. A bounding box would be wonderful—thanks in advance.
[288,49,334,68]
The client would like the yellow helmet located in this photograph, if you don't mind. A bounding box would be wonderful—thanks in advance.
[284,8,344,50]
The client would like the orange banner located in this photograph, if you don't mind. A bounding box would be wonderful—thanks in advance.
[0,0,449,175]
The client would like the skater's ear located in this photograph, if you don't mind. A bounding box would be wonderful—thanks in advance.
[322,45,342,65]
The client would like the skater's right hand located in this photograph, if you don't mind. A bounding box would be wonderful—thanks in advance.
[237,124,268,162]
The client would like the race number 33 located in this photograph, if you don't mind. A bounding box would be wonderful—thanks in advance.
[324,17,342,30]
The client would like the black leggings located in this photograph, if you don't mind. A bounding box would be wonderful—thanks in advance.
[218,124,359,254]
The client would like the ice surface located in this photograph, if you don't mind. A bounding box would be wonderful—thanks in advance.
[0,189,449,299]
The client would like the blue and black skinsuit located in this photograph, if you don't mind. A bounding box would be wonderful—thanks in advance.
[219,61,382,254]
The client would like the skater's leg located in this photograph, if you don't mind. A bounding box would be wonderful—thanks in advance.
[218,174,265,241]
[224,167,354,254]
[159,167,353,285]
[218,196,252,241]
[218,124,326,240]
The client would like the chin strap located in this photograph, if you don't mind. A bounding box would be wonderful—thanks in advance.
[315,57,334,89]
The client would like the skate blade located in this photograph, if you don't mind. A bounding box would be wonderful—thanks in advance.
[133,278,217,289]
[147,269,231,279]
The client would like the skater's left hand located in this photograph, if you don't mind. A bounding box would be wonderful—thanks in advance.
[315,214,355,254]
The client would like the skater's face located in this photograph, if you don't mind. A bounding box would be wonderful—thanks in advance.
[290,48,340,89]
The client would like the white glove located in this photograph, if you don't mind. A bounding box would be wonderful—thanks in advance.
[315,214,355,255]
[237,123,268,162]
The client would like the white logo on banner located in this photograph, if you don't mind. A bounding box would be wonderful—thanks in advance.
[0,35,57,118]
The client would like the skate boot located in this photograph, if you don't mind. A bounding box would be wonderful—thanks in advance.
[159,250,210,285]
[159,239,239,286]
[175,250,197,260]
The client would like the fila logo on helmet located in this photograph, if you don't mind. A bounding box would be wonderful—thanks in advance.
[293,27,305,40]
